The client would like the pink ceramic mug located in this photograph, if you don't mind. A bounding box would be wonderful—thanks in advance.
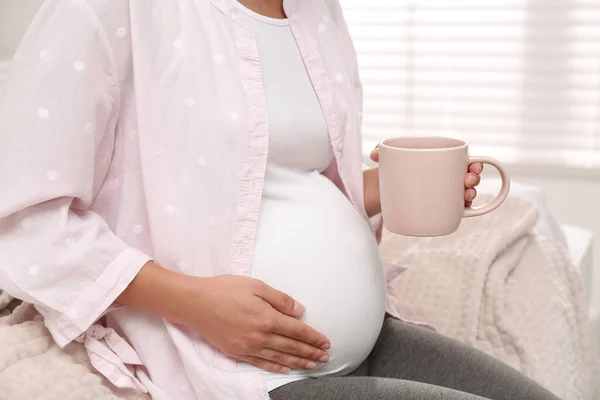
[378,136,510,237]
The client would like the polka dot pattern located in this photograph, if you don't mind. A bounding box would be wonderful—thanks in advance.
[177,262,189,272]
[21,217,33,230]
[214,54,225,64]
[165,205,176,215]
[237,206,248,218]
[74,61,85,72]
[116,27,128,38]
[128,129,137,141]
[28,265,41,277]
[132,225,144,236]
[46,170,58,181]
[37,108,49,119]
[0,5,373,398]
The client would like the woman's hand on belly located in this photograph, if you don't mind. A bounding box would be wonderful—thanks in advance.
[119,264,330,373]
[179,274,331,373]
[117,262,331,373]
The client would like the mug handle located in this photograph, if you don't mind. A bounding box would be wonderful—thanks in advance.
[463,156,511,218]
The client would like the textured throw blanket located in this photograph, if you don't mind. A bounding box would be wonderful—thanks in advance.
[380,196,598,400]
[0,303,149,400]
[0,197,596,399]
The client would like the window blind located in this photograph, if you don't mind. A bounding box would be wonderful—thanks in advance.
[340,0,600,168]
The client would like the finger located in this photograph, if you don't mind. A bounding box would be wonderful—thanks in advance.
[465,200,473,208]
[239,355,291,374]
[255,280,306,317]
[257,348,320,371]
[266,334,329,363]
[469,163,483,174]
[370,147,380,163]
[465,188,477,202]
[274,316,331,350]
[464,172,481,188]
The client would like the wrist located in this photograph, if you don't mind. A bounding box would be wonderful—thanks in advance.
[117,261,200,324]
[363,168,382,217]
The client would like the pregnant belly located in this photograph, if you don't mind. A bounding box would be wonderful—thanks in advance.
[246,171,387,379]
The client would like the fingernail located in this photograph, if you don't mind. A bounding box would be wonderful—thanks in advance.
[469,189,476,199]
[318,354,329,363]
[306,361,317,370]
[293,301,305,314]
[467,175,477,186]
[321,342,330,350]
[280,367,291,374]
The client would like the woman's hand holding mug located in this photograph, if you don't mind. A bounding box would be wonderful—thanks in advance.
[370,145,484,207]
[374,136,510,237]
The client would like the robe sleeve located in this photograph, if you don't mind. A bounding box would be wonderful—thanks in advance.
[0,0,151,346]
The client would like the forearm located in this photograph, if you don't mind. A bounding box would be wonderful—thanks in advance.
[117,261,200,325]
[363,168,382,218]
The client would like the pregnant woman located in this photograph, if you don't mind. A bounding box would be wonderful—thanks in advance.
[0,0,559,399]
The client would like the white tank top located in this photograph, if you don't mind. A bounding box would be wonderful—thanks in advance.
[234,2,386,392]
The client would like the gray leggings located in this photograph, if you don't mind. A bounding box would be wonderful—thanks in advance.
[270,317,559,400]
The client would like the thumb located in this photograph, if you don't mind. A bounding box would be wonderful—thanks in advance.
[256,282,306,317]
[370,147,379,163]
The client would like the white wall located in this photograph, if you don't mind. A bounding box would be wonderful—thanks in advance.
[0,0,44,60]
